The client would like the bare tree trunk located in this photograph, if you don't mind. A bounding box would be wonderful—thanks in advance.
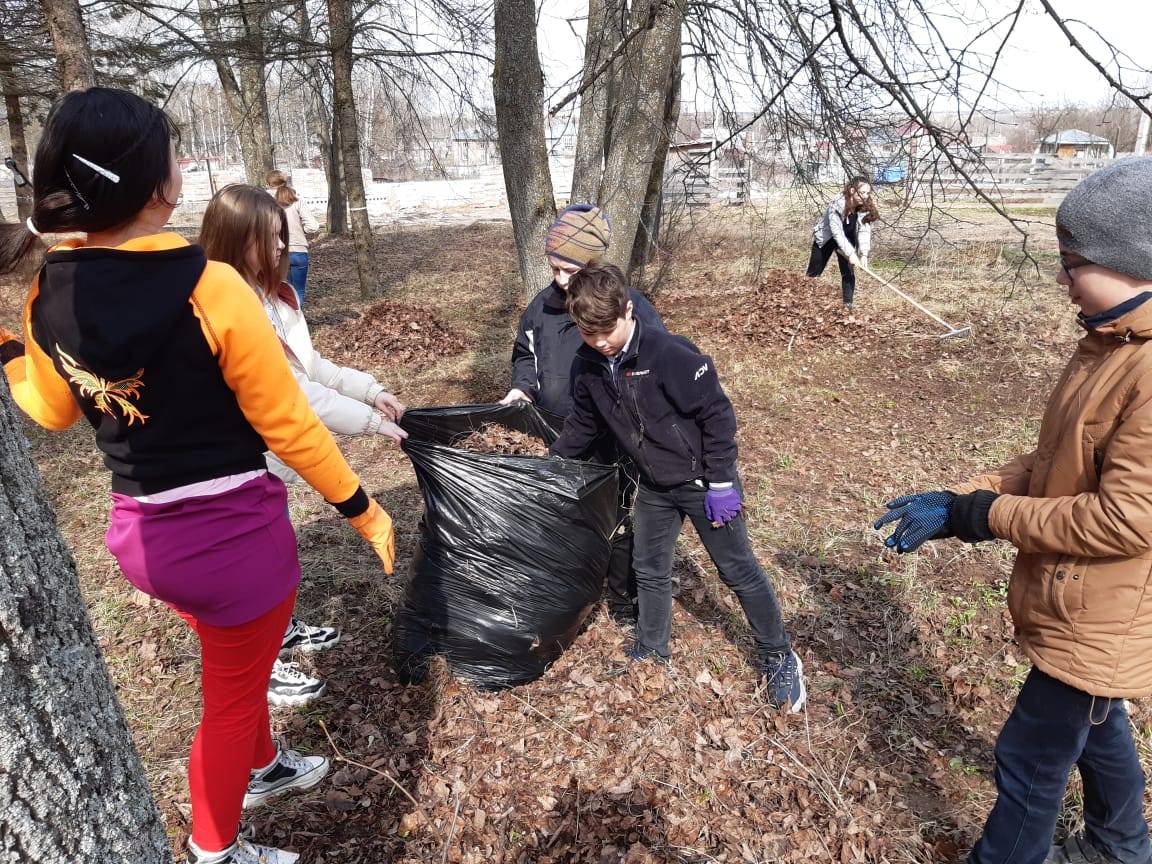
[0,379,171,864]
[292,0,336,231]
[327,113,347,234]
[39,0,95,91]
[328,0,376,297]
[198,0,273,185]
[600,0,684,274]
[493,0,556,301]
[570,0,625,204]
[0,59,33,220]
[629,37,681,275]
[236,0,274,175]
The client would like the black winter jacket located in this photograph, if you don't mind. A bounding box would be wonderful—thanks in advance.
[550,318,738,487]
[509,281,665,417]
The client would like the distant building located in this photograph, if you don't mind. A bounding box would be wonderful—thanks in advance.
[1036,129,1115,159]
[665,128,749,205]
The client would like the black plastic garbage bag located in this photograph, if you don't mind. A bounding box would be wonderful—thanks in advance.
[394,401,618,689]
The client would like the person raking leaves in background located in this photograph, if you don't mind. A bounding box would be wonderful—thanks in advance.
[0,87,396,864]
[875,157,1152,864]
[200,183,408,710]
[501,204,666,626]
[548,264,805,712]
[805,175,879,314]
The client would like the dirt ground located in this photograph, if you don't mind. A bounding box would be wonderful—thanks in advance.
[5,204,1148,863]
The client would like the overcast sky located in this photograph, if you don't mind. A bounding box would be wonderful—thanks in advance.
[535,0,1150,111]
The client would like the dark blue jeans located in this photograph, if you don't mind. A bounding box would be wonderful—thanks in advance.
[631,478,789,658]
[288,252,309,305]
[970,667,1151,864]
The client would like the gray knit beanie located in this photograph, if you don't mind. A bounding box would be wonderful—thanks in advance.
[1056,155,1152,281]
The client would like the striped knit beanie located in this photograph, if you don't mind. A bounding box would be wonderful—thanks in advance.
[545,204,611,267]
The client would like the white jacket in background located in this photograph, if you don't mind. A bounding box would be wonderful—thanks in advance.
[260,285,387,482]
[812,195,873,259]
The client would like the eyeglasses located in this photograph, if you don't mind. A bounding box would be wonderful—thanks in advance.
[1060,254,1094,280]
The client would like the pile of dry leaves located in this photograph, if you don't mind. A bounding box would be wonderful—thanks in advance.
[661,268,898,351]
[453,424,549,457]
[311,300,470,368]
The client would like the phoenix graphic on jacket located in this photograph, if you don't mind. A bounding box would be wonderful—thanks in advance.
[56,346,149,426]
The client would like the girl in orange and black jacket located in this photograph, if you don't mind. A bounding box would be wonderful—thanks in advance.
[0,88,391,864]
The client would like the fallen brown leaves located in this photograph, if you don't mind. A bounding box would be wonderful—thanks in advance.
[454,424,549,457]
[311,299,470,369]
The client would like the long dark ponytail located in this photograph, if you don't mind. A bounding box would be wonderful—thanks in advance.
[0,87,179,274]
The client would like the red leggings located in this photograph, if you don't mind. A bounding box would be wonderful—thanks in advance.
[176,589,296,852]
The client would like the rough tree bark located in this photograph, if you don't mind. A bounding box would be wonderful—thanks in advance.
[39,0,95,91]
[198,0,274,186]
[493,0,556,301]
[235,0,275,175]
[328,0,376,297]
[0,379,171,863]
[327,114,347,235]
[629,37,681,274]
[599,0,684,274]
[0,58,33,220]
[570,0,625,204]
[292,0,340,232]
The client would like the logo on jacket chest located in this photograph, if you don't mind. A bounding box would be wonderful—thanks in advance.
[623,369,650,378]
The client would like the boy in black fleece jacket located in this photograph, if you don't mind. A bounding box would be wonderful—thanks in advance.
[549,265,806,711]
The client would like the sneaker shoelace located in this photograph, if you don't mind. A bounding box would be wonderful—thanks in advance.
[766,653,795,689]
[275,745,312,774]
[273,662,313,684]
[231,838,275,864]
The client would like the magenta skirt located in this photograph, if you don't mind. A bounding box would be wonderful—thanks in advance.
[106,473,301,627]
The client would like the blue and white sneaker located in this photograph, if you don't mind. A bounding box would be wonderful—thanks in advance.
[761,650,806,713]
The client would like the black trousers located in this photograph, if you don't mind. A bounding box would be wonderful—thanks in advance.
[631,478,789,658]
[806,240,857,305]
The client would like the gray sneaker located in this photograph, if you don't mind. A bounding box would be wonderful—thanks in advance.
[267,659,326,707]
[186,837,299,864]
[243,739,329,810]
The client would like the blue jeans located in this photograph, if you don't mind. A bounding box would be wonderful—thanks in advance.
[970,667,1151,864]
[287,252,309,305]
[631,478,789,658]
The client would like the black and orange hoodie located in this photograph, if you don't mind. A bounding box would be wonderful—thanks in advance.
[1,232,370,516]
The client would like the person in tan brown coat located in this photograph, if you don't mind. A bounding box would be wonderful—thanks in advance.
[876,156,1152,864]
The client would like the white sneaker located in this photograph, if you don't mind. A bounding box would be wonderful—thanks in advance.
[243,739,329,810]
[267,659,326,707]
[280,617,341,654]
[186,836,299,863]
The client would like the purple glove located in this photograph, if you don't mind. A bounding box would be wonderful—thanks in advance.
[704,485,742,526]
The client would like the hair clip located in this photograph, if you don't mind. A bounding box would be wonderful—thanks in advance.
[25,217,41,236]
[63,168,91,210]
[72,153,121,184]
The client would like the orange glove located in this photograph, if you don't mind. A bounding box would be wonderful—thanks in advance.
[348,498,395,574]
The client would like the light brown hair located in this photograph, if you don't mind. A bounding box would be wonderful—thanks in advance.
[265,169,298,206]
[566,264,630,333]
[844,175,880,225]
[199,184,289,297]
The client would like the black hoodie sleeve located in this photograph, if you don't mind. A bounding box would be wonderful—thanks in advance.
[659,340,738,484]
[509,305,539,399]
